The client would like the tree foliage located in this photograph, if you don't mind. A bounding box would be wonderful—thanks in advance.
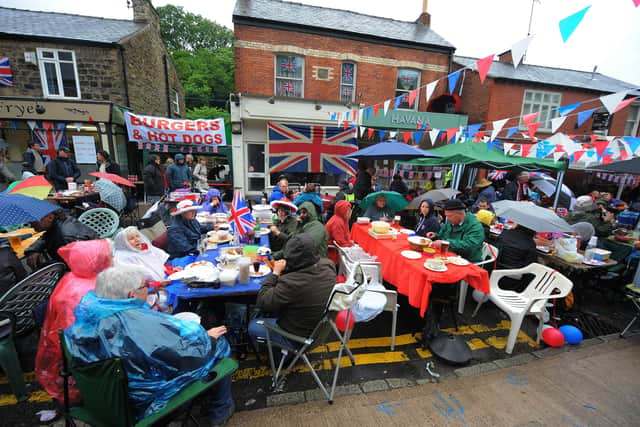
[185,106,230,123]
[157,5,233,52]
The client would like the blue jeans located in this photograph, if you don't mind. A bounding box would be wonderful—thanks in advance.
[248,318,292,349]
[205,375,233,423]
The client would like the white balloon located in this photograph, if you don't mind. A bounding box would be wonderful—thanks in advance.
[472,290,489,303]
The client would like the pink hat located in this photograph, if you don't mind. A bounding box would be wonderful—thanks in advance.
[270,198,298,213]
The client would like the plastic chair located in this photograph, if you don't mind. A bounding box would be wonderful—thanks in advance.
[620,284,640,337]
[59,330,238,427]
[334,241,399,350]
[458,242,498,314]
[259,263,368,403]
[0,262,65,400]
[78,207,120,238]
[487,263,573,354]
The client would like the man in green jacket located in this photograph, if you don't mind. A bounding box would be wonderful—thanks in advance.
[427,199,484,263]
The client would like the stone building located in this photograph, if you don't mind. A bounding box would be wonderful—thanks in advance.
[0,0,183,179]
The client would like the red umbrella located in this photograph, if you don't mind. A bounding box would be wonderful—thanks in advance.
[89,172,136,187]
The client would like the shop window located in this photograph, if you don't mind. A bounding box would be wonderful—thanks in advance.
[37,48,80,99]
[519,90,561,131]
[275,54,303,98]
[340,62,356,104]
[247,143,266,192]
[624,104,640,137]
[395,69,420,110]
[172,89,180,115]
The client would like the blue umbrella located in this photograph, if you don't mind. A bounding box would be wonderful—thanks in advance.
[0,193,59,227]
[94,179,126,212]
[344,140,440,161]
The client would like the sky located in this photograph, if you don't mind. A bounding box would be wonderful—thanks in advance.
[3,0,640,86]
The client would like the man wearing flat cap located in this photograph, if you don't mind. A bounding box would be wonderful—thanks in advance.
[426,199,484,262]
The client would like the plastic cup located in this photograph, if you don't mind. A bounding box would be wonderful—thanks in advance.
[440,240,450,257]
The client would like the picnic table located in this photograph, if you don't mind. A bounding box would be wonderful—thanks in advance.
[350,223,489,317]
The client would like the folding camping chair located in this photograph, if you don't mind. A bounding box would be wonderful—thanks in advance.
[259,263,368,403]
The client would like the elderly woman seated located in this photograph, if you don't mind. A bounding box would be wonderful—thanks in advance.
[269,199,300,252]
[167,200,208,259]
[363,194,395,221]
[113,226,169,281]
[64,265,234,424]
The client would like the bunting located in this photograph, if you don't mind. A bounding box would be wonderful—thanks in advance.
[559,6,591,42]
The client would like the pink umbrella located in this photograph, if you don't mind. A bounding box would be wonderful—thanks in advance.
[89,172,135,187]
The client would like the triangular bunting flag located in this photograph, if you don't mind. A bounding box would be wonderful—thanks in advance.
[613,96,638,113]
[573,150,585,163]
[522,112,539,126]
[408,89,419,108]
[576,108,596,127]
[329,112,337,121]
[429,129,440,145]
[511,36,534,69]
[521,144,533,157]
[465,124,482,139]
[558,102,582,116]
[448,70,462,94]
[559,6,591,43]
[550,116,567,133]
[634,0,640,7]
[364,107,371,120]
[593,140,610,158]
[553,152,565,162]
[403,132,411,143]
[619,149,629,160]
[373,104,381,117]
[383,100,391,116]
[476,54,495,84]
[367,128,375,139]
[393,96,402,110]
[503,143,514,155]
[379,130,387,141]
[526,122,542,140]
[600,90,628,114]
[336,112,343,127]
[413,131,423,145]
[425,81,438,104]
[624,137,640,154]
[475,130,487,142]
[446,127,458,144]
[389,131,397,139]
[602,154,613,164]
[506,127,518,138]
[490,118,509,142]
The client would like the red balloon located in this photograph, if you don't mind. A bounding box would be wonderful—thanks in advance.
[541,327,564,347]
[335,310,355,332]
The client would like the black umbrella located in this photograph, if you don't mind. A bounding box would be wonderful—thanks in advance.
[589,157,640,174]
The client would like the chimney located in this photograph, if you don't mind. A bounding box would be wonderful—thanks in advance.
[416,0,431,26]
[132,0,159,29]
[498,50,521,67]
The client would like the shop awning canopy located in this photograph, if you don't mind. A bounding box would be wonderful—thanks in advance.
[586,157,640,175]
[399,141,567,173]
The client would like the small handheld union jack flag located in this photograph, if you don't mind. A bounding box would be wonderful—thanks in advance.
[487,170,507,180]
[229,190,256,238]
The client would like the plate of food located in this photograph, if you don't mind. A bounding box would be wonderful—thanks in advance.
[582,259,607,266]
[424,258,447,272]
[185,260,214,269]
[446,257,469,266]
[401,250,422,260]
[399,229,415,235]
[249,264,272,277]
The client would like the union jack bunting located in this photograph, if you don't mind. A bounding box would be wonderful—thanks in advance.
[27,121,68,162]
[0,57,14,86]
[267,123,358,175]
[487,170,507,180]
[229,190,256,238]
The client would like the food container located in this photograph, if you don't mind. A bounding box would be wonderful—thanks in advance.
[591,249,611,262]
[252,205,273,223]
[357,217,371,224]
[371,221,390,234]
[242,245,259,261]
[219,269,238,286]
[237,257,251,283]
[408,235,432,252]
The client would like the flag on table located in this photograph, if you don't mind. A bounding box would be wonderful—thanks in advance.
[27,121,68,162]
[229,190,256,237]
[267,122,357,175]
[0,57,14,86]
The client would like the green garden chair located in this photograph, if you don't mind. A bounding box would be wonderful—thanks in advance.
[78,207,120,238]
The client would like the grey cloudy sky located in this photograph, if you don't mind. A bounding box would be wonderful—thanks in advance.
[3,0,640,86]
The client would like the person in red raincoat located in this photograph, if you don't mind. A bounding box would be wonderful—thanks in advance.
[35,239,113,403]
[326,200,355,265]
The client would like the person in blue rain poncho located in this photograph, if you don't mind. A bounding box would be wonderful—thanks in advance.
[198,188,229,214]
[64,265,234,424]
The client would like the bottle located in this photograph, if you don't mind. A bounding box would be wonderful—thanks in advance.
[232,228,240,247]
[584,236,597,262]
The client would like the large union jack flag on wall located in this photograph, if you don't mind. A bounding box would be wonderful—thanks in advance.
[27,121,68,162]
[0,57,14,86]
[267,123,358,175]
[229,190,256,237]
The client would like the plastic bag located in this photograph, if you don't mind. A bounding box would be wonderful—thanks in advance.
[554,237,583,263]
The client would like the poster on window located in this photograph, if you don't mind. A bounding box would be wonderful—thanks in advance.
[125,112,226,146]
[72,135,97,164]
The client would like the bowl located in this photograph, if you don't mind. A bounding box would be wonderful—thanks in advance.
[219,269,238,286]
[217,229,230,240]
[371,221,390,234]
[408,235,432,251]
[424,258,445,270]
[357,217,370,224]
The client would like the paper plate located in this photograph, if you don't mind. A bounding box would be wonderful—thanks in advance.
[424,261,448,272]
[399,229,414,235]
[446,257,469,266]
[173,312,201,323]
[185,261,214,269]
[582,259,607,266]
[401,250,422,260]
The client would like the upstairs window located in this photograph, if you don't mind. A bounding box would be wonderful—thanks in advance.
[37,48,80,98]
[275,54,303,98]
[395,69,420,110]
[519,90,561,131]
[624,104,640,137]
[172,89,180,115]
[340,62,356,104]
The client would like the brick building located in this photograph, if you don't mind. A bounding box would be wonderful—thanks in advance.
[230,0,467,195]
[0,0,183,178]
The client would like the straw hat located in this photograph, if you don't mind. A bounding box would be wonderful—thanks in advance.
[476,178,493,188]
[171,200,200,216]
[270,198,298,213]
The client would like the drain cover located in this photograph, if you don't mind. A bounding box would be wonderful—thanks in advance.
[560,312,619,338]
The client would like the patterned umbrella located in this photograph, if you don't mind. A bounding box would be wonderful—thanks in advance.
[94,179,126,212]
[0,193,59,227]
[7,175,53,200]
[89,172,135,187]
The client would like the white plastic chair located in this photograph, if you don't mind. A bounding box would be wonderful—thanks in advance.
[487,263,573,354]
[334,242,399,350]
[458,242,498,314]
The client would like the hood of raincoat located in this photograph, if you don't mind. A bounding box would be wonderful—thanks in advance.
[298,201,319,222]
[174,153,185,161]
[419,198,436,218]
[57,239,112,278]
[283,233,320,272]
[334,200,351,219]
[198,188,228,213]
[112,227,169,281]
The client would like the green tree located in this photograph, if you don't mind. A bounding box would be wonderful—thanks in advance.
[157,5,233,51]
[185,106,230,123]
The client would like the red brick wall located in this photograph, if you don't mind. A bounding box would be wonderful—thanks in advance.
[234,24,451,110]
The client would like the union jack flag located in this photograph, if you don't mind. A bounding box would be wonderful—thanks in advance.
[268,123,358,175]
[0,57,14,86]
[27,121,68,162]
[280,57,298,74]
[487,170,507,180]
[229,190,256,238]
[342,63,354,83]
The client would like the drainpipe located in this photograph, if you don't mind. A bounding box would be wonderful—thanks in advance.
[163,55,171,117]
[118,46,130,107]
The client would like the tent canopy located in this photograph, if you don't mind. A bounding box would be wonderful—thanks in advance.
[587,157,640,175]
[399,142,567,173]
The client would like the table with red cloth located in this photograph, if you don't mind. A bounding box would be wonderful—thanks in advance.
[350,223,490,317]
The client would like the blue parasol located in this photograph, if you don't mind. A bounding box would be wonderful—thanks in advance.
[0,193,59,227]
[344,140,440,161]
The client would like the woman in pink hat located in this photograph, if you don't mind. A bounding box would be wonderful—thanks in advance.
[167,200,204,258]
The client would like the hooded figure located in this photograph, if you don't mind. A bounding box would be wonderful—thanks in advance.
[297,201,328,258]
[293,183,323,217]
[327,181,354,220]
[269,199,300,253]
[113,227,169,281]
[198,188,229,214]
[35,239,113,402]
[326,200,354,264]
[166,153,192,191]
[415,198,441,237]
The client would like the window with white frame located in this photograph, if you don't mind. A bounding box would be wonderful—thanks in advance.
[172,89,180,115]
[395,69,420,110]
[519,90,562,131]
[37,48,80,98]
[275,54,303,98]
[624,103,640,137]
[340,62,356,104]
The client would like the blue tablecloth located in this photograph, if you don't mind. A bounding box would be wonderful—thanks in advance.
[165,232,270,307]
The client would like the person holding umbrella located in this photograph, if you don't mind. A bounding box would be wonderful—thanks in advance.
[565,195,614,238]
[360,191,408,222]
[426,199,484,263]
[363,193,395,221]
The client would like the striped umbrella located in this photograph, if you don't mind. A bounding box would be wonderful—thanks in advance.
[7,175,53,200]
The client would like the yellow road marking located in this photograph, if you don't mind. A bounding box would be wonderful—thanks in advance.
[310,333,418,353]
[415,347,433,358]
[0,390,52,407]
[0,372,36,385]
